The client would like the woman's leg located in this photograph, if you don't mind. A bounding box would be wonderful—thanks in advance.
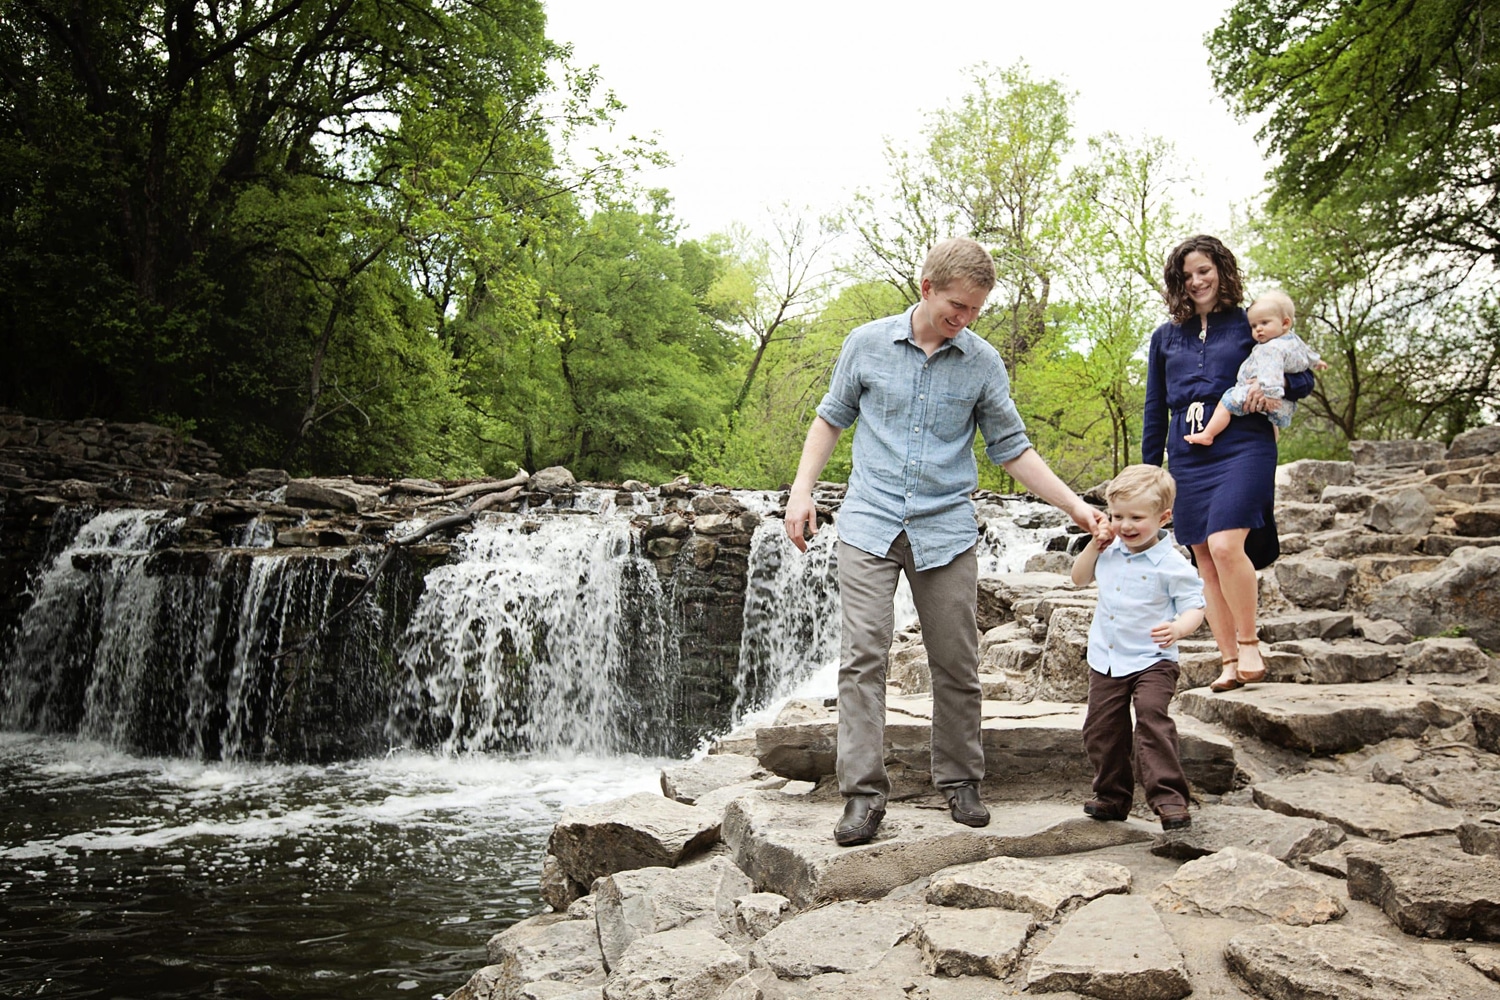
[1191,542,1239,689]
[1206,528,1263,681]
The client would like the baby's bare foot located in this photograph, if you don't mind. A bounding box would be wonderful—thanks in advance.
[1184,432,1215,446]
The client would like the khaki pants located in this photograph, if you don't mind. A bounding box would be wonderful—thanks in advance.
[835,535,983,806]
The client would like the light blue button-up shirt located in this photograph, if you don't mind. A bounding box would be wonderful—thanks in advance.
[816,306,1032,571]
[1087,533,1206,677]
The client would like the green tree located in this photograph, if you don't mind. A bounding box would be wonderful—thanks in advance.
[1209,0,1500,270]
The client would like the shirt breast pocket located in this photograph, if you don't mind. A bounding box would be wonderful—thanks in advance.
[931,392,978,442]
[1123,571,1162,607]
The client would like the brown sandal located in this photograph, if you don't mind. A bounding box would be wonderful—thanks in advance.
[1235,637,1267,684]
[1209,658,1242,692]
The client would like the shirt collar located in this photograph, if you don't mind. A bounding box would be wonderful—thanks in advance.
[894,305,975,354]
[1109,528,1173,564]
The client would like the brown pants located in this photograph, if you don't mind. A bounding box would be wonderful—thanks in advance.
[1082,662,1190,817]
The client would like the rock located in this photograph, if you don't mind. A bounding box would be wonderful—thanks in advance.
[974,572,1072,631]
[1023,551,1074,574]
[1276,501,1338,536]
[284,477,382,512]
[1461,822,1500,858]
[1268,638,1399,683]
[731,893,790,939]
[1177,682,1465,754]
[1252,773,1465,841]
[1448,424,1500,460]
[531,467,577,493]
[1033,606,1091,702]
[1347,839,1500,939]
[482,914,606,998]
[1148,803,1346,863]
[1276,459,1354,501]
[593,857,752,969]
[1356,615,1413,645]
[1368,752,1500,813]
[1455,503,1500,537]
[721,793,1151,909]
[1024,893,1190,1000]
[1369,545,1500,649]
[1366,488,1437,534]
[1225,923,1478,1000]
[925,855,1131,919]
[912,907,1033,978]
[660,755,770,805]
[547,793,720,895]
[1350,439,1447,466]
[1401,636,1494,676]
[1274,555,1356,610]
[748,900,916,977]
[1468,947,1500,984]
[602,927,747,1000]
[1257,611,1355,643]
[1151,846,1346,925]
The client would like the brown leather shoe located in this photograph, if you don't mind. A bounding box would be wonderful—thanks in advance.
[944,782,990,827]
[834,796,885,846]
[1083,799,1128,822]
[1159,808,1192,831]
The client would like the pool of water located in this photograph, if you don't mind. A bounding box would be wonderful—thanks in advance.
[0,734,666,999]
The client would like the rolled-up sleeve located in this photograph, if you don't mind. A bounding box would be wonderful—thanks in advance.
[975,355,1032,464]
[1164,554,1206,612]
[815,336,862,429]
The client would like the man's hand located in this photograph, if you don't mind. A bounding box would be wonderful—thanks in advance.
[784,491,818,553]
[1070,501,1108,543]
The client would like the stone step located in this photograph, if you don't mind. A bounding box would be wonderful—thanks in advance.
[1176,682,1498,755]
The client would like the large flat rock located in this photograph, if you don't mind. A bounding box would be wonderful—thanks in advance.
[1024,893,1191,999]
[926,855,1132,919]
[1226,923,1487,1000]
[548,793,721,892]
[755,698,1235,794]
[748,900,917,978]
[1177,682,1466,753]
[1252,773,1465,841]
[1149,803,1346,863]
[1347,840,1500,939]
[721,791,1152,909]
[1150,846,1346,925]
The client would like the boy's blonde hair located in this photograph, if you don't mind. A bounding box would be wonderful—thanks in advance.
[1251,288,1296,324]
[1105,464,1177,515]
[921,237,997,292]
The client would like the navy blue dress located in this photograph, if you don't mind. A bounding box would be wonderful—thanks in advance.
[1141,308,1314,547]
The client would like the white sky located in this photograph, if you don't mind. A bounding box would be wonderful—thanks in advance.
[543,1,1270,241]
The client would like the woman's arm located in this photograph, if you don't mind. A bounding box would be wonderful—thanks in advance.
[1283,368,1315,402]
[1141,325,1169,466]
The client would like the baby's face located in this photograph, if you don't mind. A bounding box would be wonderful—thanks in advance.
[1248,303,1292,344]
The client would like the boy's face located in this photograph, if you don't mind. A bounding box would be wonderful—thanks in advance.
[918,278,988,340]
[1248,302,1292,344]
[1106,497,1171,554]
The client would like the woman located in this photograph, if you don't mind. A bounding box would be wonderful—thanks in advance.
[1141,236,1314,692]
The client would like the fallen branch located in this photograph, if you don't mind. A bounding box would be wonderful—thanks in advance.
[414,470,530,508]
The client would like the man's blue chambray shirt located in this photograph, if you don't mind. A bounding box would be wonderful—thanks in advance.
[815,306,1032,571]
[1087,532,1206,677]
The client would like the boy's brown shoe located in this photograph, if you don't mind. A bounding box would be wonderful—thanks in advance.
[1083,800,1128,822]
[1159,808,1192,831]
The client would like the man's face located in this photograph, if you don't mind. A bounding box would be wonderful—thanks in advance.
[920,278,988,339]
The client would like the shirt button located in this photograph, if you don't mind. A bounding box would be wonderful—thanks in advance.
[903,518,910,524]
[913,425,919,431]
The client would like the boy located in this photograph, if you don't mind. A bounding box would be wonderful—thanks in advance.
[1070,464,1205,830]
[1183,289,1327,446]
[785,237,1106,846]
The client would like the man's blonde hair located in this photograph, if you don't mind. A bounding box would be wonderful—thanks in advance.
[1105,464,1177,515]
[921,237,997,292]
[1251,288,1296,325]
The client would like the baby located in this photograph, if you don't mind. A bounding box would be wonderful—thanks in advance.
[1184,289,1327,446]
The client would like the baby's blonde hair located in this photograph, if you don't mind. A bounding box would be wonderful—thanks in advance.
[1105,464,1176,516]
[1251,288,1296,325]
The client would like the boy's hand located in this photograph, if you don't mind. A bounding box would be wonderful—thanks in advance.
[1151,620,1185,648]
[1094,524,1116,550]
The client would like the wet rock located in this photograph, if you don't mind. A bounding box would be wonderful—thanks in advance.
[1151,846,1346,925]
[1369,544,1500,649]
[481,914,606,998]
[1274,555,1355,610]
[748,900,916,977]
[912,907,1033,978]
[531,467,577,493]
[1177,682,1465,754]
[1252,773,1465,841]
[284,477,383,512]
[1366,488,1437,534]
[1025,893,1190,1000]
[1148,803,1345,864]
[926,855,1131,919]
[731,893,790,939]
[593,857,752,969]
[1347,839,1500,939]
[721,793,1150,909]
[1225,923,1478,1000]
[660,755,770,805]
[602,927,747,1000]
[547,793,720,895]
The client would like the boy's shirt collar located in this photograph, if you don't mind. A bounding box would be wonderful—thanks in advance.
[1107,528,1174,564]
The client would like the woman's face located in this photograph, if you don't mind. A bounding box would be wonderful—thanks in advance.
[1182,251,1220,316]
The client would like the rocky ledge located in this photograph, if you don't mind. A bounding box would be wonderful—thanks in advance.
[451,425,1500,1000]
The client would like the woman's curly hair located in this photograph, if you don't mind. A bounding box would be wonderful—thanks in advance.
[1162,235,1245,325]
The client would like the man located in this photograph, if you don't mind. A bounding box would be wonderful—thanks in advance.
[785,237,1106,846]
